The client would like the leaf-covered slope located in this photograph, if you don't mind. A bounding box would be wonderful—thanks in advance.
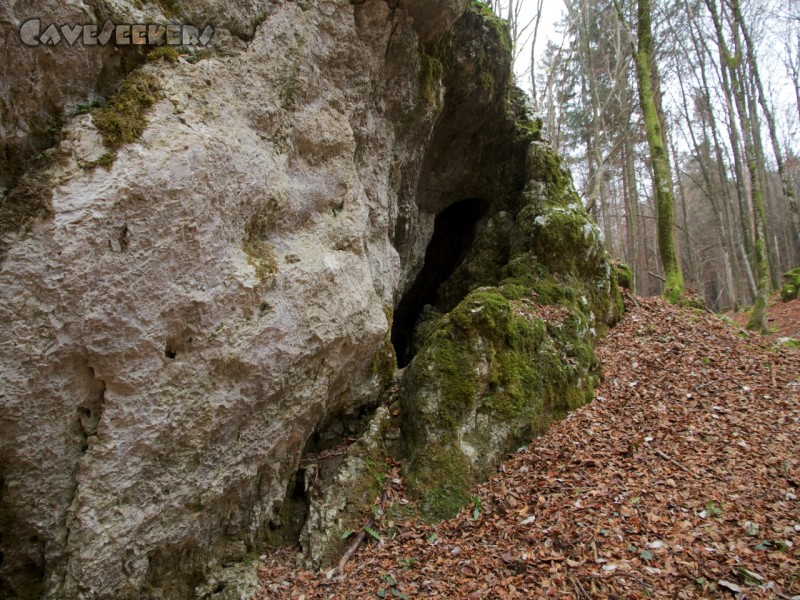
[258,295,800,598]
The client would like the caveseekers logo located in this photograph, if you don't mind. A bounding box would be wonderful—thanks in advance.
[19,19,214,47]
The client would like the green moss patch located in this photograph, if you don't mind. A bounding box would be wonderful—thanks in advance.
[469,0,511,52]
[92,71,161,150]
[242,205,278,282]
[419,53,444,109]
[81,152,116,170]
[471,0,494,18]
[517,203,603,279]
[614,261,633,290]
[146,46,180,63]
[524,143,575,204]
[372,308,398,386]
[405,441,475,522]
[781,267,800,303]
[400,282,600,520]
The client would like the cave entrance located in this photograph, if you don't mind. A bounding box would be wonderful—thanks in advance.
[392,198,486,367]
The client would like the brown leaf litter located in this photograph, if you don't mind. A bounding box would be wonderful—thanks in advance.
[256,295,800,599]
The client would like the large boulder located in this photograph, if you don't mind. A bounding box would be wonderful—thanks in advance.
[0,0,620,596]
[398,141,622,520]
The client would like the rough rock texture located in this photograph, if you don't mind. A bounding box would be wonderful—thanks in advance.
[299,406,392,571]
[0,0,621,597]
[0,0,528,597]
[1,0,245,193]
[398,141,623,521]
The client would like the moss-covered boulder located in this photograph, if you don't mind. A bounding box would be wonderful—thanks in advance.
[781,267,800,302]
[614,261,634,290]
[400,286,599,520]
[398,140,622,521]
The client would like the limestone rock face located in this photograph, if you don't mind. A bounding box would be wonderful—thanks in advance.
[0,0,472,597]
[0,0,620,597]
[0,0,466,190]
[1,0,242,192]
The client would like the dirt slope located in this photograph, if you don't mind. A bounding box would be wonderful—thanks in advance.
[257,296,800,599]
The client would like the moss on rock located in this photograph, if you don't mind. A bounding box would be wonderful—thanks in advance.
[781,267,800,302]
[243,207,278,282]
[468,1,511,53]
[419,53,444,110]
[371,307,398,386]
[399,280,604,520]
[405,440,475,522]
[146,46,181,63]
[92,70,161,150]
[395,119,622,523]
[524,142,574,204]
[614,261,634,290]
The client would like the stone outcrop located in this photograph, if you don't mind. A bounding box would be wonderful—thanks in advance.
[397,141,622,521]
[0,0,620,597]
[0,0,261,194]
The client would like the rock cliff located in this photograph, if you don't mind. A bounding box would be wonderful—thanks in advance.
[0,0,620,597]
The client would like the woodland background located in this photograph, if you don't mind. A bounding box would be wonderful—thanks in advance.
[487,0,799,313]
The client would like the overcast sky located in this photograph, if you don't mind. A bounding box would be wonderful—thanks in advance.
[505,0,566,95]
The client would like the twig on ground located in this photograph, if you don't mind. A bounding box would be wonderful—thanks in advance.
[624,290,640,308]
[569,575,594,600]
[654,449,695,476]
[693,376,744,394]
[332,486,390,577]
[333,523,370,577]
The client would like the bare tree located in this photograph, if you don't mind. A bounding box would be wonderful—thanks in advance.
[631,0,685,302]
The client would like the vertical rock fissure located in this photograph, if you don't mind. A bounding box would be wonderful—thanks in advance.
[61,365,106,588]
[392,198,486,367]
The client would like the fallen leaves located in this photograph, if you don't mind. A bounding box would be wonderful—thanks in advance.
[256,296,800,599]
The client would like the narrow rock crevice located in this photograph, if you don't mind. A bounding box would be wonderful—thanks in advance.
[265,401,392,562]
[264,469,311,552]
[392,198,487,367]
[73,366,107,455]
[61,365,106,589]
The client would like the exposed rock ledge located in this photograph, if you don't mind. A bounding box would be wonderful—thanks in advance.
[0,0,620,597]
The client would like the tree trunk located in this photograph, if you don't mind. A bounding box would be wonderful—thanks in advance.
[720,3,770,331]
[703,0,755,275]
[683,4,739,308]
[633,0,684,302]
[729,0,800,245]
[622,127,639,293]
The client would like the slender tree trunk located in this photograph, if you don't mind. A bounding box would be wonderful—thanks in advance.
[683,3,739,307]
[744,69,781,290]
[737,240,758,300]
[641,204,654,295]
[729,0,800,244]
[529,0,544,110]
[633,0,684,302]
[721,6,770,331]
[703,0,755,274]
[622,128,639,292]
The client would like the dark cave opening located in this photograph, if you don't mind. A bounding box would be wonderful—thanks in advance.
[392,198,486,368]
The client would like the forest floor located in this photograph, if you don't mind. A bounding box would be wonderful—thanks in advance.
[730,294,800,341]
[256,295,800,599]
